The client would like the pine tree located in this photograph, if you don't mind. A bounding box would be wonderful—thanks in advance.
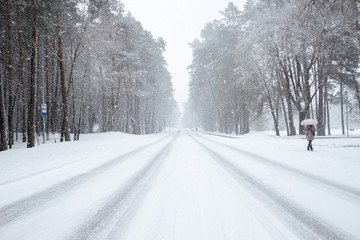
[27,2,39,148]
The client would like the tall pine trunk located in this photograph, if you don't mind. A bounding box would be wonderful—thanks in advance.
[27,11,38,148]
[57,20,71,141]
[0,67,7,151]
[49,39,58,136]
[45,36,51,140]
[7,0,14,148]
[74,80,85,141]
[16,6,27,143]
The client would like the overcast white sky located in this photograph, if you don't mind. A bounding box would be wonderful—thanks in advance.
[120,0,247,108]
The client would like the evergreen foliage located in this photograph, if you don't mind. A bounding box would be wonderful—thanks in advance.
[185,0,360,136]
[0,0,177,150]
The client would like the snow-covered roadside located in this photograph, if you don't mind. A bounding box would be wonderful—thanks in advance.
[0,132,177,240]
[0,132,168,184]
[0,132,172,208]
[198,130,360,189]
[192,131,360,238]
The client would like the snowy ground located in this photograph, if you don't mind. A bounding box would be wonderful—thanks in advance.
[0,129,359,240]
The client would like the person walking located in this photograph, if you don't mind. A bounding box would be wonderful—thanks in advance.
[304,125,316,151]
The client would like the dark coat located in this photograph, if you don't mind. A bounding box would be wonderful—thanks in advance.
[304,125,316,140]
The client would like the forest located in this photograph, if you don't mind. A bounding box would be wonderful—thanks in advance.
[184,0,360,136]
[0,0,177,151]
[1,0,359,152]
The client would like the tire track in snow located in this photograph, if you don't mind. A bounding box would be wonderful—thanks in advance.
[188,133,357,240]
[66,132,180,240]
[0,152,107,187]
[194,132,360,204]
[0,133,176,227]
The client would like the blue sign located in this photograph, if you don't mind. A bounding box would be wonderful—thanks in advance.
[41,104,47,116]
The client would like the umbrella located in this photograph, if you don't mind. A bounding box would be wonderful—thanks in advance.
[301,119,318,126]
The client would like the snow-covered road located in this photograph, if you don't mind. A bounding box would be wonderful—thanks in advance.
[0,130,359,239]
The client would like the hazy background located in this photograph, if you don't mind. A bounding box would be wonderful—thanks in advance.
[120,0,247,109]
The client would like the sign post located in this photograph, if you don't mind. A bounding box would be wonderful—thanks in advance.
[41,103,47,144]
[41,39,46,144]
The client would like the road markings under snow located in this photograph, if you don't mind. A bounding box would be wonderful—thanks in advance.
[66,133,179,240]
[0,133,176,227]
[0,131,359,240]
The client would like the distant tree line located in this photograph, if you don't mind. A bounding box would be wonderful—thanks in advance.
[185,0,359,136]
[0,0,177,151]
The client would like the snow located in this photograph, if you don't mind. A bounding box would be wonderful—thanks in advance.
[0,130,359,239]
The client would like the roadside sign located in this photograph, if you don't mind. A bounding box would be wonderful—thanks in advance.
[41,104,47,116]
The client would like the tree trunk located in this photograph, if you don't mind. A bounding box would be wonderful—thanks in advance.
[299,110,306,134]
[57,20,71,142]
[71,84,76,139]
[151,97,156,134]
[353,72,360,112]
[269,99,280,136]
[325,79,331,135]
[234,110,240,135]
[27,12,38,148]
[263,78,280,136]
[240,105,249,135]
[317,73,325,136]
[0,67,7,151]
[50,39,58,136]
[74,81,85,141]
[340,78,345,135]
[16,6,27,143]
[134,79,141,135]
[125,92,130,133]
[277,78,289,136]
[101,88,107,132]
[111,55,117,131]
[45,36,51,140]
[286,93,297,135]
[280,68,297,135]
[281,96,289,136]
[7,0,14,148]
